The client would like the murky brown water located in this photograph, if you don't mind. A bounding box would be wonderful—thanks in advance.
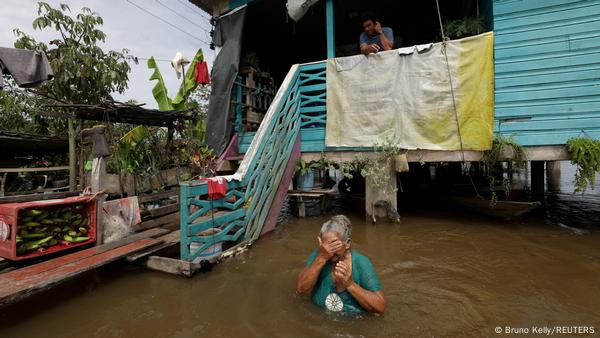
[1,161,600,337]
[1,207,600,338]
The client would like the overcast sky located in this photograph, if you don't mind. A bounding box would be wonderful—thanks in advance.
[0,0,214,108]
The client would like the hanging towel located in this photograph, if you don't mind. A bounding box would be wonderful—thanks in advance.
[202,177,227,200]
[195,61,210,84]
[0,47,53,90]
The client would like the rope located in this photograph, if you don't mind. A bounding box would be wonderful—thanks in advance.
[435,0,481,198]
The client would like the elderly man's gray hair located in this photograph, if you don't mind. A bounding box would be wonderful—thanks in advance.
[320,215,352,241]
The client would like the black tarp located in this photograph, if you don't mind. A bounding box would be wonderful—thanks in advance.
[205,6,247,155]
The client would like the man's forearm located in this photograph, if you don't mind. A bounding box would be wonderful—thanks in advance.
[296,256,327,294]
[346,282,386,314]
[379,33,393,50]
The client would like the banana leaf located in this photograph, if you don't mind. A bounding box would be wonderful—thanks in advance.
[172,49,204,110]
[192,119,207,143]
[120,125,151,145]
[147,57,174,111]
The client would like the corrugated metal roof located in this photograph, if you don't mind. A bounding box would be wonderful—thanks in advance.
[493,0,600,145]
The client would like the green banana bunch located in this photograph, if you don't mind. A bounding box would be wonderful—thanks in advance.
[16,203,92,255]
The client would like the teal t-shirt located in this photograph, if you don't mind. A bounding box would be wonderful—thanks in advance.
[305,249,382,314]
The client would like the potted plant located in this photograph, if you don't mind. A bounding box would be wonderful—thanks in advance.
[295,158,314,191]
[311,153,337,189]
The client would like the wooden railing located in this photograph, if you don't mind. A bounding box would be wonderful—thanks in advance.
[238,61,328,153]
[179,64,304,262]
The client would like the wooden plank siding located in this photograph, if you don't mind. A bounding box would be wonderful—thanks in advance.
[236,0,600,155]
[493,0,600,145]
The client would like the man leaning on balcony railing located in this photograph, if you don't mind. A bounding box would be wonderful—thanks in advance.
[359,12,394,55]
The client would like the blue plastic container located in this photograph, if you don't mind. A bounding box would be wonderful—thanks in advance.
[297,170,314,191]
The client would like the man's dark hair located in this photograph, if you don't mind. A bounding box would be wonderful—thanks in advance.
[361,12,378,24]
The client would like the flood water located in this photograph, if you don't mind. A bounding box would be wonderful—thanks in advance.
[1,162,599,338]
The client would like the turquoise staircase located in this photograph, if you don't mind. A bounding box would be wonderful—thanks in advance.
[179,63,325,262]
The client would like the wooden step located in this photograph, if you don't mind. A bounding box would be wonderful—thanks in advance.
[126,230,180,262]
[0,228,167,305]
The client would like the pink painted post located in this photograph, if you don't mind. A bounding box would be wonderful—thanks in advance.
[260,135,301,236]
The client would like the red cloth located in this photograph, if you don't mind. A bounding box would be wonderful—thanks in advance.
[195,61,210,84]
[201,177,226,200]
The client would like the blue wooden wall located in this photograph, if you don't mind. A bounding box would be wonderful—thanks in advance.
[239,0,600,153]
[493,0,600,145]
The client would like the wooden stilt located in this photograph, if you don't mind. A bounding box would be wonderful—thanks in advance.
[531,161,545,200]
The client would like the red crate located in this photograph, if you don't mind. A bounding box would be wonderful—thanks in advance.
[0,195,97,261]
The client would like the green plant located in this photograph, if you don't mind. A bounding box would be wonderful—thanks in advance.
[567,137,600,193]
[147,49,205,111]
[443,17,486,39]
[310,153,336,173]
[483,135,527,170]
[295,158,312,176]
[14,2,134,105]
[483,134,527,206]
[360,137,402,195]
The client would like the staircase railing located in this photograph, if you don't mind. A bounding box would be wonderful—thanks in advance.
[179,64,303,261]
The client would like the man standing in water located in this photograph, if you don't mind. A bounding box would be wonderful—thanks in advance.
[296,215,386,314]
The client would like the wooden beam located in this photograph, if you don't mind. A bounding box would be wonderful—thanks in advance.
[300,145,571,163]
[143,255,195,277]
[126,230,180,262]
[0,191,80,204]
[133,212,180,232]
[0,238,160,305]
[0,166,69,173]
[138,188,179,204]
[325,0,335,58]
[141,203,179,220]
[68,118,77,191]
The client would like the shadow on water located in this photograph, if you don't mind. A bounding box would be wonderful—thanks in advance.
[0,162,599,338]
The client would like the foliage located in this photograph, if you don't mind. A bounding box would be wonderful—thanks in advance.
[360,137,402,194]
[295,158,312,176]
[182,84,211,143]
[147,49,205,111]
[567,137,600,194]
[338,157,367,180]
[310,153,337,173]
[13,2,135,104]
[147,57,173,111]
[483,134,527,206]
[111,50,211,178]
[0,76,60,135]
[483,135,527,172]
[187,84,211,117]
[443,17,486,39]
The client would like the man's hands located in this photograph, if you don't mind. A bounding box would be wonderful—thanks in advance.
[374,21,383,35]
[368,44,381,53]
[317,236,343,260]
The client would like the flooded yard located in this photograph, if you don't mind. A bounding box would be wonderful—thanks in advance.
[1,204,599,337]
[0,163,599,337]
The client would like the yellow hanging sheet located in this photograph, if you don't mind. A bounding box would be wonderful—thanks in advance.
[325,31,494,150]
